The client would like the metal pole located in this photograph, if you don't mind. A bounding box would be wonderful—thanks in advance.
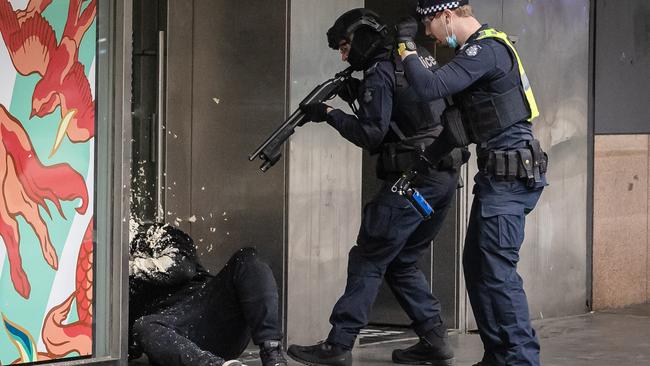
[156,30,166,222]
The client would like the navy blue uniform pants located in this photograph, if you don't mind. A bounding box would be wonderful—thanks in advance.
[327,170,458,349]
[464,175,543,366]
[132,248,282,366]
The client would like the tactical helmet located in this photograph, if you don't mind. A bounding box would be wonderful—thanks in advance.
[327,8,389,71]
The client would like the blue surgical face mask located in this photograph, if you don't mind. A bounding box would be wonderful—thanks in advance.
[444,19,458,48]
[446,34,458,49]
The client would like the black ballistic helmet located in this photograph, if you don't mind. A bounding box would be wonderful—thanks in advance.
[327,8,389,71]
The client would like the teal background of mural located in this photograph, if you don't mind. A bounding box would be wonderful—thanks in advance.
[0,1,96,363]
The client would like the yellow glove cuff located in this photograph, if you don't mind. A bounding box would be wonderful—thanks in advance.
[397,41,417,57]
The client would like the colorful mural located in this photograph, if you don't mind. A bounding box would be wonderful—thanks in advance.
[0,0,96,363]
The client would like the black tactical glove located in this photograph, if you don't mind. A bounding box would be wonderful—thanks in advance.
[299,103,330,125]
[337,77,361,104]
[396,16,418,54]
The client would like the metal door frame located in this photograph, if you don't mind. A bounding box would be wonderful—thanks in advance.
[85,0,132,364]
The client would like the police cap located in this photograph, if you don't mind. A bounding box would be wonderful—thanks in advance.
[416,0,469,17]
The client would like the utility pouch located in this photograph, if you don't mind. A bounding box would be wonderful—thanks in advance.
[478,139,548,188]
[517,148,536,187]
[438,147,471,171]
[377,143,421,179]
[506,151,518,180]
[442,104,471,147]
[529,139,548,175]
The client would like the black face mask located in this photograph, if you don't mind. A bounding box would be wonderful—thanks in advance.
[346,27,384,71]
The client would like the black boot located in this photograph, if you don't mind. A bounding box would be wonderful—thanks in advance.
[392,328,454,365]
[259,340,288,366]
[287,341,352,366]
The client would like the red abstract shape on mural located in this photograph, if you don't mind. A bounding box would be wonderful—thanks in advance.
[0,104,88,299]
[0,0,96,143]
[41,220,93,358]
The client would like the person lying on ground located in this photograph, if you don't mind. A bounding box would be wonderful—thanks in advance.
[128,223,287,366]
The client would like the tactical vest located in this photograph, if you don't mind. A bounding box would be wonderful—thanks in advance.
[376,47,447,180]
[457,28,540,143]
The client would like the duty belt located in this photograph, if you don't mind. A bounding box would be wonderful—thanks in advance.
[477,139,548,187]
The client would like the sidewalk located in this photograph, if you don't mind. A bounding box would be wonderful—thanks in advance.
[130,303,650,366]
[349,303,650,366]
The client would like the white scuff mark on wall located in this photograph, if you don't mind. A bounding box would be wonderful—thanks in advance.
[188,215,197,223]
[212,98,220,104]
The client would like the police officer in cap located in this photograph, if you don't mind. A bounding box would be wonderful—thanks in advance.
[287,8,464,366]
[395,1,548,366]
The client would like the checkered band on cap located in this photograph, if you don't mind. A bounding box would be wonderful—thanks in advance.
[416,0,468,16]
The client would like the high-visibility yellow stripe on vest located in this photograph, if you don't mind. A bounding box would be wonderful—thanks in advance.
[477,28,540,122]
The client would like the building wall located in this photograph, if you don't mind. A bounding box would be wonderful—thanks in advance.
[504,0,591,321]
[286,0,364,345]
[592,0,650,309]
[593,136,649,309]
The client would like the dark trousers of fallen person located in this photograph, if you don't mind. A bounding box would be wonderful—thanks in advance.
[128,224,286,366]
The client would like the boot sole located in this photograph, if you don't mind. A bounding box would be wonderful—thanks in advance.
[287,350,351,366]
[391,357,455,366]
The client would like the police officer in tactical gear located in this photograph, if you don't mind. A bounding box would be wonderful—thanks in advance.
[287,8,462,366]
[396,1,548,366]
